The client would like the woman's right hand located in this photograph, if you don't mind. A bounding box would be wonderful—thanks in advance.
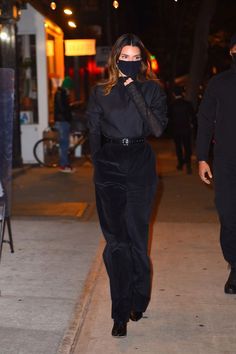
[198,161,213,184]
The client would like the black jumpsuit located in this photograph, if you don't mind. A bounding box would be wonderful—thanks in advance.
[87,78,167,323]
[197,64,236,267]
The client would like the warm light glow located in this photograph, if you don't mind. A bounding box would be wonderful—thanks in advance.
[113,1,119,9]
[212,66,217,75]
[0,31,10,42]
[87,59,104,75]
[68,21,77,28]
[65,39,96,56]
[150,55,159,73]
[13,5,20,19]
[44,20,63,35]
[46,40,55,57]
[64,8,73,15]
[50,2,56,10]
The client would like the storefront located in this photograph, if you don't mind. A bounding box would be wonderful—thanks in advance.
[17,4,64,163]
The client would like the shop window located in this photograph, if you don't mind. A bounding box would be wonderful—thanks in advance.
[17,34,38,124]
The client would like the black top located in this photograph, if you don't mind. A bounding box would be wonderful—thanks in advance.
[86,78,168,157]
[196,64,236,161]
[54,87,72,123]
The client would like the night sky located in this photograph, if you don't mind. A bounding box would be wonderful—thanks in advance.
[31,0,236,80]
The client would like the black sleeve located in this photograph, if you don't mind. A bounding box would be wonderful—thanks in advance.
[125,81,168,137]
[62,90,72,122]
[86,87,103,160]
[196,80,217,161]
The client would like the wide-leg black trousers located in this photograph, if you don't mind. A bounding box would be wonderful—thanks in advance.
[214,157,236,266]
[94,142,157,323]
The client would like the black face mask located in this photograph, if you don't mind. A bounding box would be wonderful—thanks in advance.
[232,53,236,63]
[117,60,141,79]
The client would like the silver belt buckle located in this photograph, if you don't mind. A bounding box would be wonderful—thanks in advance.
[122,138,129,146]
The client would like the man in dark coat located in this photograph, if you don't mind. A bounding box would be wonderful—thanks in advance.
[196,34,236,294]
[169,86,196,174]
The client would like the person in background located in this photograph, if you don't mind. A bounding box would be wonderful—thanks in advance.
[86,33,167,337]
[54,76,75,173]
[196,33,236,294]
[169,86,196,174]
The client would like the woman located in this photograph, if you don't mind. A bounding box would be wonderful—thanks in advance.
[87,33,167,337]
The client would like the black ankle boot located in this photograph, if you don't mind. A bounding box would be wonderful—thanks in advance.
[225,267,236,294]
[130,311,143,322]
[111,321,127,337]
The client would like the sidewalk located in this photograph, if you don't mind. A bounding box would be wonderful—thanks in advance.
[1,138,234,354]
[71,140,235,354]
[73,222,234,354]
[0,219,101,354]
[0,159,101,354]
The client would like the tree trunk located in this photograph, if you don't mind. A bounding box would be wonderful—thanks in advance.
[185,0,218,109]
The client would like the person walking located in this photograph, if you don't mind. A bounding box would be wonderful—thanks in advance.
[86,33,168,337]
[54,76,75,173]
[169,86,196,174]
[196,33,236,294]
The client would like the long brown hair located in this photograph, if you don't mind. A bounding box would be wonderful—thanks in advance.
[100,33,157,95]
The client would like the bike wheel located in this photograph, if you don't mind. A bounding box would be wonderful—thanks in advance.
[33,138,60,167]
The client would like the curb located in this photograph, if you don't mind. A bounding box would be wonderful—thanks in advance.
[12,165,34,179]
[56,238,104,354]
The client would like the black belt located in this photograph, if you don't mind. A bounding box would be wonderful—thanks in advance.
[103,136,145,146]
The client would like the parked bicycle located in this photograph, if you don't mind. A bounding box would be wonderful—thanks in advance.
[33,101,91,168]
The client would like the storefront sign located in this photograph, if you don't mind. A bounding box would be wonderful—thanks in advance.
[65,39,96,56]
